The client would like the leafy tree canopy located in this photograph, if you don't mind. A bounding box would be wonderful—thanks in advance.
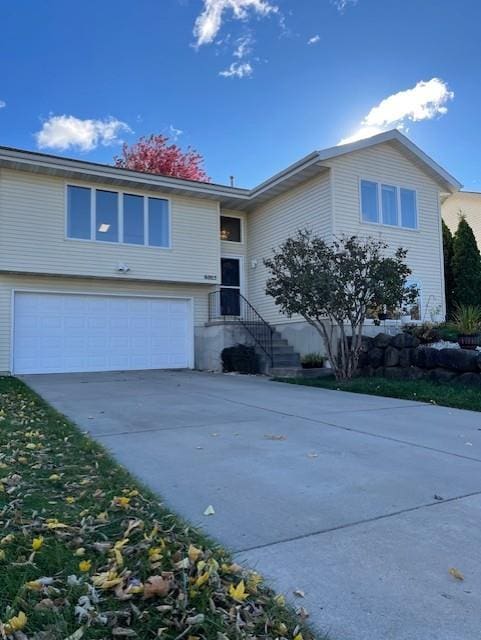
[115,134,210,182]
[264,231,416,379]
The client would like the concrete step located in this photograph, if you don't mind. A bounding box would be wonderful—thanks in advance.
[270,366,332,378]
[272,355,301,367]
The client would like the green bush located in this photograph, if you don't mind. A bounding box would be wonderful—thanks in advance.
[437,323,459,342]
[403,322,441,344]
[301,352,325,368]
[221,344,259,374]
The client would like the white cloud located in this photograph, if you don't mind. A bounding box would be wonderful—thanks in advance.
[331,0,358,12]
[168,124,183,140]
[35,114,131,151]
[219,61,253,78]
[307,34,320,45]
[0,100,5,109]
[194,0,277,47]
[233,34,253,58]
[339,78,454,145]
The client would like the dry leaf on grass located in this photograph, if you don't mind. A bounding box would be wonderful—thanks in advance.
[143,573,174,599]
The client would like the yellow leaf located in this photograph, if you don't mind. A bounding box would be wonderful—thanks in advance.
[4,611,27,635]
[293,634,304,640]
[448,567,464,581]
[79,559,92,572]
[96,511,109,523]
[75,547,86,557]
[195,572,210,588]
[66,496,76,504]
[274,594,285,607]
[229,580,248,603]
[92,570,122,589]
[32,536,44,551]
[112,496,130,508]
[0,549,5,561]
[188,544,202,563]
[246,572,262,593]
[49,474,61,481]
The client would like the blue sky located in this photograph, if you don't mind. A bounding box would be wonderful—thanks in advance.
[1,0,480,189]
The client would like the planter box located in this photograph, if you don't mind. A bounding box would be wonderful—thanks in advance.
[458,334,481,350]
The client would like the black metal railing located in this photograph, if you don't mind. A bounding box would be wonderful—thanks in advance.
[208,289,274,366]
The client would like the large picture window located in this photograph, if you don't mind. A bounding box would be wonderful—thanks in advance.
[360,179,418,229]
[66,186,170,247]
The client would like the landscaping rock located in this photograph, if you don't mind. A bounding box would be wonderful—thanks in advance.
[412,347,439,369]
[384,346,400,367]
[368,347,384,368]
[373,332,392,348]
[437,348,478,372]
[399,348,414,368]
[391,333,409,349]
[427,368,458,384]
[456,372,481,388]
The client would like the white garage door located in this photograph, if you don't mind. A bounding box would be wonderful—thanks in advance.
[13,292,193,374]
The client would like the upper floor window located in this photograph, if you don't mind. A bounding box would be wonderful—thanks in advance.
[360,179,418,229]
[66,185,170,247]
[220,215,242,242]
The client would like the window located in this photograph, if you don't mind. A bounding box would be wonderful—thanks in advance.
[405,278,422,320]
[148,197,170,247]
[400,188,417,229]
[381,184,398,226]
[123,194,144,245]
[360,180,417,229]
[67,186,91,239]
[220,216,242,242]
[360,180,379,223]
[96,190,118,242]
[66,186,170,247]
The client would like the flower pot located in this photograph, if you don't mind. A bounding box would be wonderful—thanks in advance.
[457,334,481,350]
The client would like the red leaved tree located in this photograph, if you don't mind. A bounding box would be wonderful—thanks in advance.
[114,134,210,182]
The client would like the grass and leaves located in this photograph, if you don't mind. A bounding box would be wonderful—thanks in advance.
[274,375,481,413]
[0,376,315,640]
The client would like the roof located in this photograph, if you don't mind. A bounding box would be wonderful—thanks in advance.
[0,130,461,212]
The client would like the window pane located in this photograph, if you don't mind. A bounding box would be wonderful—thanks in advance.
[400,188,417,228]
[123,194,144,244]
[361,180,379,223]
[67,185,91,239]
[96,190,118,242]
[148,198,169,247]
[220,216,241,242]
[381,184,398,226]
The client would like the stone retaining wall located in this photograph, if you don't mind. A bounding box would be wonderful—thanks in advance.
[358,333,481,387]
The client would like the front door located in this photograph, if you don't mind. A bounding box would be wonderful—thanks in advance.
[220,257,241,316]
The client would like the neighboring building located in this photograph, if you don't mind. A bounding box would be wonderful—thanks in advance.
[442,191,481,248]
[0,129,460,375]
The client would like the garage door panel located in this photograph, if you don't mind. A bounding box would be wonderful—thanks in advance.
[13,292,192,374]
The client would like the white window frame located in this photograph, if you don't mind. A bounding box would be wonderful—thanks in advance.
[359,178,418,231]
[220,214,244,244]
[65,183,172,249]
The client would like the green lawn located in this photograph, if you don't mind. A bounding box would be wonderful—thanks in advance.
[274,374,481,412]
[0,377,316,640]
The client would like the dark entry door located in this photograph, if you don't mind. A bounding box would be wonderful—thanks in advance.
[220,257,241,316]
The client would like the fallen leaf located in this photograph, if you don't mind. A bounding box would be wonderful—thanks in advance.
[186,614,205,625]
[264,434,287,441]
[112,628,137,637]
[229,580,248,603]
[143,574,174,599]
[293,589,305,598]
[203,505,215,516]
[65,629,85,640]
[448,567,464,581]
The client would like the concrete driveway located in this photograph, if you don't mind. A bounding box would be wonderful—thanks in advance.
[23,370,481,640]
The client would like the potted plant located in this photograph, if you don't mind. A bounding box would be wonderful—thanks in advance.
[301,353,325,369]
[451,304,481,350]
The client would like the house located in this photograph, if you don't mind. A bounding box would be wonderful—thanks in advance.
[0,130,460,375]
[442,190,481,248]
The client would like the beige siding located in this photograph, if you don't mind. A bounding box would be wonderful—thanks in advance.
[247,171,332,323]
[0,169,220,285]
[0,273,211,373]
[324,141,446,321]
[442,192,481,249]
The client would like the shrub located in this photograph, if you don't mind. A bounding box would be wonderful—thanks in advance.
[437,323,459,342]
[403,322,441,344]
[301,352,325,368]
[221,344,258,374]
[452,215,481,307]
[450,304,481,335]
